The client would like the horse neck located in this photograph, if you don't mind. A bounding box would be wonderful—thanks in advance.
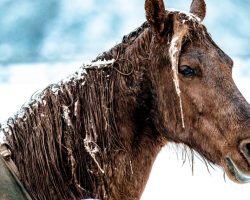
[2,25,165,200]
[96,27,165,199]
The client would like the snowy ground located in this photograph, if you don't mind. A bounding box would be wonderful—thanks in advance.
[0,58,250,199]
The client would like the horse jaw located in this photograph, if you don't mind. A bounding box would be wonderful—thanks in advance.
[225,156,250,183]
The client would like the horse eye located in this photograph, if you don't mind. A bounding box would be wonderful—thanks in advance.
[179,65,196,77]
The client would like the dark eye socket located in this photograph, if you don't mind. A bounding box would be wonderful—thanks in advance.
[178,65,196,77]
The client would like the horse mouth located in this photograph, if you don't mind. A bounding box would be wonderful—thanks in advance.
[225,156,250,183]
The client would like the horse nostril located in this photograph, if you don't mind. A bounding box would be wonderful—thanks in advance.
[240,139,250,160]
[244,143,250,157]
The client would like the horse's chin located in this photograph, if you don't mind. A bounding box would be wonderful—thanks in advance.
[225,156,250,183]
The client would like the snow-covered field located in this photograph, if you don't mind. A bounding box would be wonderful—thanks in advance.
[0,58,249,199]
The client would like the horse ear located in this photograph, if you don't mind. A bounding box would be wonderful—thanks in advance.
[190,0,206,21]
[145,0,166,34]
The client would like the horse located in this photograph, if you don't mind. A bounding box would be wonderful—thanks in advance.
[0,0,250,199]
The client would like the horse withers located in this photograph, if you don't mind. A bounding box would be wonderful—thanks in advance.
[1,0,250,199]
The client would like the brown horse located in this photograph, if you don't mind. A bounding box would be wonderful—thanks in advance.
[0,0,250,199]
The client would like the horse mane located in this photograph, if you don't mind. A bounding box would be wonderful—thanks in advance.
[0,10,211,200]
[1,61,123,199]
[94,21,150,62]
[1,21,153,199]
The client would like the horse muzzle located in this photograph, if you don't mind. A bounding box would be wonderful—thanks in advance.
[225,156,250,183]
[224,138,250,183]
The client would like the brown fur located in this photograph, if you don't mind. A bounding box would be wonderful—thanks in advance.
[190,0,206,21]
[1,0,250,199]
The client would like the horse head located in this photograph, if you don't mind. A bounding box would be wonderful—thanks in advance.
[145,0,250,183]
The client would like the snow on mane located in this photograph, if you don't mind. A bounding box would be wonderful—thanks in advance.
[168,8,202,22]
[89,59,115,67]
[0,58,115,142]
